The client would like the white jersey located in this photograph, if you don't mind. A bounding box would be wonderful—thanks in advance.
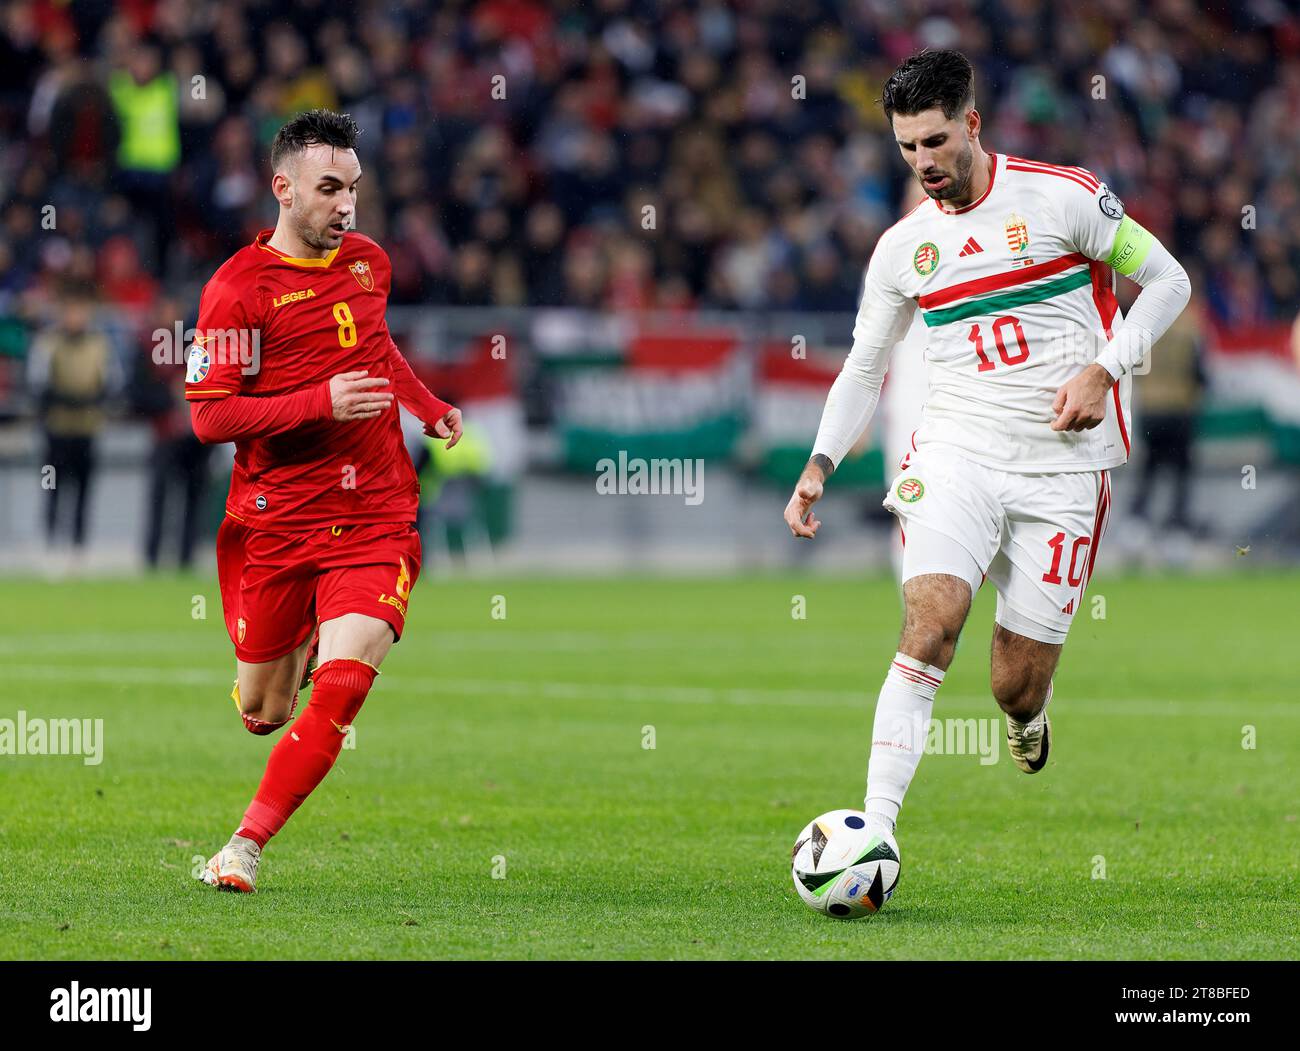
[882,311,929,475]
[836,153,1134,473]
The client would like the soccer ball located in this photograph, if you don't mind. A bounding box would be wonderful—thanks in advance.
[791,809,900,918]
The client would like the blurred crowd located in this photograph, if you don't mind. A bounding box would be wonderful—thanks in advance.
[2,0,1298,564]
[1,0,1298,327]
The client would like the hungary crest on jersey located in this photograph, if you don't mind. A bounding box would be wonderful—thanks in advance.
[912,242,940,276]
[1004,214,1030,259]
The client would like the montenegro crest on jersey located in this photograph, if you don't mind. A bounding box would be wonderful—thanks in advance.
[348,259,375,292]
[1004,214,1031,260]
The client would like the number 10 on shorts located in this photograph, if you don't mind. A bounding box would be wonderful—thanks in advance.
[1042,531,1090,586]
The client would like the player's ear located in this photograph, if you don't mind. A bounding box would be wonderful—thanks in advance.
[966,107,981,140]
[271,171,293,208]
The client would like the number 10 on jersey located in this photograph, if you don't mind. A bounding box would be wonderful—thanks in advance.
[968,315,1029,372]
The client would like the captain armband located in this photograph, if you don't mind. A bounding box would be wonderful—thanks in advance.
[1106,216,1154,277]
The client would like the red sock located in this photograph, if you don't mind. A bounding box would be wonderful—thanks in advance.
[235,659,377,845]
[234,825,269,849]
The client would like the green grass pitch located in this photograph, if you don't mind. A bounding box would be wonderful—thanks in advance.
[1,570,1297,960]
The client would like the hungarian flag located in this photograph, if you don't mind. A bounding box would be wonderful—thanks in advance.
[542,323,748,470]
[750,342,885,486]
[400,330,525,544]
[1202,321,1300,464]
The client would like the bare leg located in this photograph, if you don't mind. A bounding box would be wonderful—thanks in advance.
[317,612,396,668]
[989,623,1061,722]
[899,573,972,670]
[235,636,313,725]
[234,613,393,724]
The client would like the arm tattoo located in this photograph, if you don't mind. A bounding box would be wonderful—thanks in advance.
[809,454,835,481]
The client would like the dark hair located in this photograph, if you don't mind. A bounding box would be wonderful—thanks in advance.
[881,50,975,123]
[270,109,360,171]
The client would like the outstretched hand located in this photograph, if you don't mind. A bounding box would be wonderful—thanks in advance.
[424,406,463,449]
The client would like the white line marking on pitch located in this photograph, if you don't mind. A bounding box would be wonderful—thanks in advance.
[0,630,844,655]
[0,663,1289,716]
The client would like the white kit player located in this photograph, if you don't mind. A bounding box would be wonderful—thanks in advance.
[783,50,1190,844]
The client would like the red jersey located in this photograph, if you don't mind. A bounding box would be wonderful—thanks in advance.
[185,230,449,531]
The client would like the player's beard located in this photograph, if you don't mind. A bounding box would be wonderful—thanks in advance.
[294,205,342,253]
[919,141,974,203]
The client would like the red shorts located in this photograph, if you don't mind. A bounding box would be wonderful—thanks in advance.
[216,519,422,664]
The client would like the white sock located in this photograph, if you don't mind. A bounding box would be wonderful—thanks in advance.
[864,651,945,833]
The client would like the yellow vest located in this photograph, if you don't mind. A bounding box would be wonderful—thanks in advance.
[421,425,490,501]
[109,72,180,172]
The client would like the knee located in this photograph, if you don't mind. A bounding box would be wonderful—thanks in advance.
[236,684,297,728]
[899,616,962,668]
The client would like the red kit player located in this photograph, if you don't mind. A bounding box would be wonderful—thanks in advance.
[186,110,462,892]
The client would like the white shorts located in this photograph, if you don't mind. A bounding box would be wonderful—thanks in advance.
[882,443,1112,644]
